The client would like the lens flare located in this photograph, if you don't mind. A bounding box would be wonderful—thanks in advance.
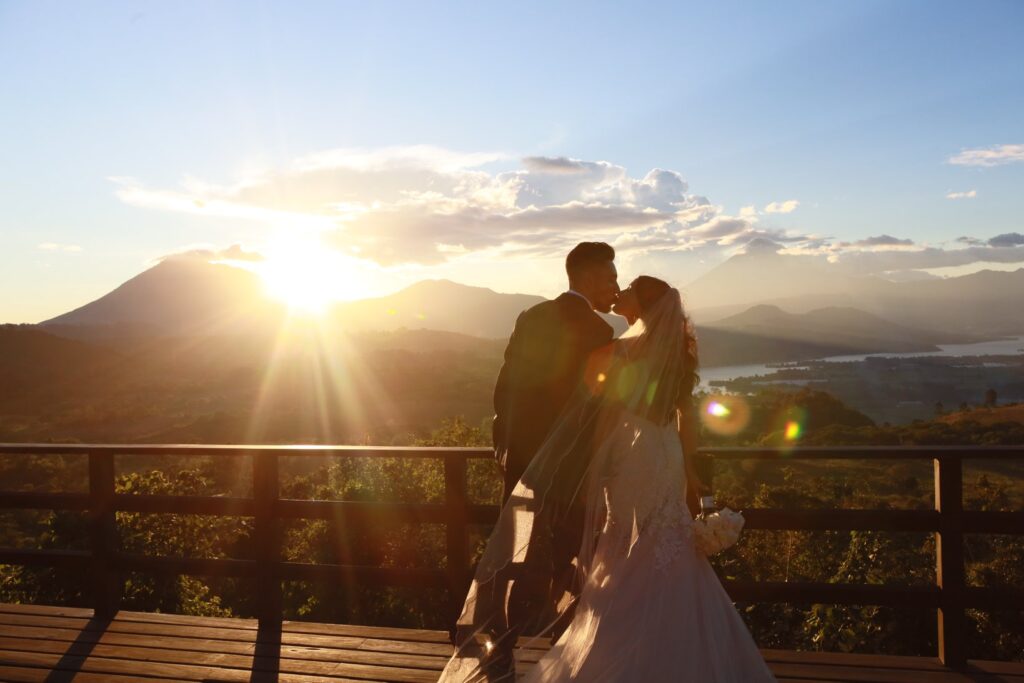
[771,406,808,450]
[699,394,751,436]
[707,401,731,418]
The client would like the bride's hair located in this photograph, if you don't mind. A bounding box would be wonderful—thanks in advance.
[631,275,700,403]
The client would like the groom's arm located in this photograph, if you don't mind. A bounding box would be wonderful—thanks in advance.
[493,310,532,466]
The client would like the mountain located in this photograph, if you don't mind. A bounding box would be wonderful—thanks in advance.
[684,250,867,313]
[41,258,284,338]
[331,280,545,338]
[707,304,979,353]
[684,251,1024,336]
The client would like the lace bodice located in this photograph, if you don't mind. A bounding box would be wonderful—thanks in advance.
[596,413,695,572]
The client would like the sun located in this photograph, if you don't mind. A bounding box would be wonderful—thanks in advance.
[258,240,347,314]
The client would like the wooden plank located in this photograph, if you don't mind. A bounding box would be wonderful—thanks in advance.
[761,648,949,670]
[0,638,441,682]
[0,665,154,683]
[114,554,258,577]
[0,613,455,658]
[113,494,256,516]
[723,580,941,608]
[769,660,1020,682]
[88,450,120,617]
[276,499,449,523]
[279,562,448,588]
[742,509,940,532]
[0,649,380,682]
[0,492,91,511]
[962,511,1024,535]
[0,626,449,671]
[0,443,494,459]
[702,446,1024,460]
[0,549,90,568]
[935,456,967,668]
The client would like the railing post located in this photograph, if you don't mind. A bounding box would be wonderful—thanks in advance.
[88,450,120,617]
[253,451,282,625]
[934,455,966,668]
[444,452,470,624]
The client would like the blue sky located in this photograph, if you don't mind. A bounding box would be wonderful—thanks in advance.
[2,0,1023,322]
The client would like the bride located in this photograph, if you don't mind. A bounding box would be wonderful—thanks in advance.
[440,276,775,682]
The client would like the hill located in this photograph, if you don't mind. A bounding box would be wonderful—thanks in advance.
[938,403,1024,426]
[331,279,545,338]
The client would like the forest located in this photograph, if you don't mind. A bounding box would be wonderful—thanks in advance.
[2,388,1022,662]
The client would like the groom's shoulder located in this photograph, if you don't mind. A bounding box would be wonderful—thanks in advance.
[524,293,612,335]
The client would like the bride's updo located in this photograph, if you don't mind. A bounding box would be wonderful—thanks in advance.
[631,275,700,405]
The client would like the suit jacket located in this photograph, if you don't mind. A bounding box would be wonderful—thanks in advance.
[493,292,614,501]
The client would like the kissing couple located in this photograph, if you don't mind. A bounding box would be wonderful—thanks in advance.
[439,242,776,682]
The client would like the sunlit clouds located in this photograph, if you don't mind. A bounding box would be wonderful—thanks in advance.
[947,144,1024,167]
[109,144,1024,301]
[109,146,814,268]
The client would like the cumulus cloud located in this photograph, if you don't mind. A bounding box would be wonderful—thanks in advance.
[948,144,1024,167]
[37,242,82,252]
[111,148,739,265]
[110,145,1023,275]
[764,199,800,214]
[989,232,1024,248]
[946,190,977,200]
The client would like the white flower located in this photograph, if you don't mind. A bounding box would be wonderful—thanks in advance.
[692,508,744,556]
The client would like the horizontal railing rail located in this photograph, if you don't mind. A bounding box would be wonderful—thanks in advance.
[1,443,1023,669]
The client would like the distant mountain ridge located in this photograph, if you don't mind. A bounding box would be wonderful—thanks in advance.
[707,304,980,352]
[332,279,545,338]
[36,254,1022,355]
[684,250,1024,336]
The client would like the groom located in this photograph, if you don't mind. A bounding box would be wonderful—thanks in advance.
[487,241,619,672]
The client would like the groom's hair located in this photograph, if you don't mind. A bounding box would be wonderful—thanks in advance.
[566,242,615,281]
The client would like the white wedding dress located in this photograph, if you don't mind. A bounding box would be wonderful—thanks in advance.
[440,288,775,682]
[519,410,776,682]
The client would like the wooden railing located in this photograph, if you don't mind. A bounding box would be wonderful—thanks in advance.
[0,443,1022,670]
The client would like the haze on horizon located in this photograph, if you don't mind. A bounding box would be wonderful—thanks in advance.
[2,0,1023,324]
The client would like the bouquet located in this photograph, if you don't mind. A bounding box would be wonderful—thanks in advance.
[692,497,744,556]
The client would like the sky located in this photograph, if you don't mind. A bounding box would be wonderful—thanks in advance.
[1,0,1023,322]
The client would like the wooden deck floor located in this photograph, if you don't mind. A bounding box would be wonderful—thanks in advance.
[0,603,1021,682]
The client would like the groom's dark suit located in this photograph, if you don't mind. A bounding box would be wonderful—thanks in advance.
[490,292,614,653]
[493,292,614,502]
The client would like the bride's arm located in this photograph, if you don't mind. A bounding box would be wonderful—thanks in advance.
[677,397,706,500]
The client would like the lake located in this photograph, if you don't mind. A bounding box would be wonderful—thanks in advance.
[700,335,1024,388]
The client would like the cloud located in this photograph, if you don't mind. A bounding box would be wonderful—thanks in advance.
[159,243,265,264]
[948,144,1024,167]
[831,245,1024,275]
[989,232,1024,248]
[522,156,590,174]
[764,199,800,214]
[956,236,985,246]
[110,145,1022,275]
[38,242,82,252]
[841,234,916,249]
[945,190,977,200]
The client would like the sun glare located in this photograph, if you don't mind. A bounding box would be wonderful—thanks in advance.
[258,239,349,314]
